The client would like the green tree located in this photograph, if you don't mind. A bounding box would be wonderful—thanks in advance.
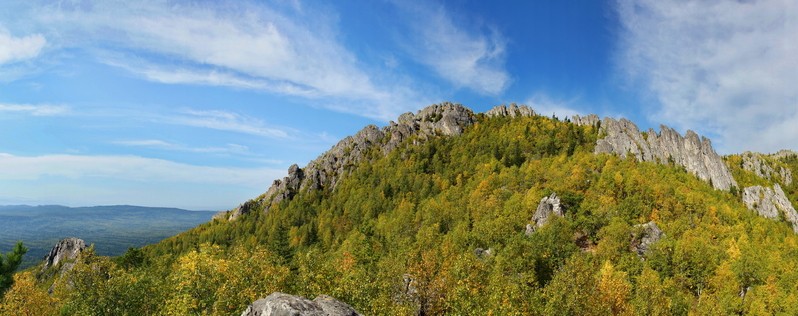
[0,242,27,298]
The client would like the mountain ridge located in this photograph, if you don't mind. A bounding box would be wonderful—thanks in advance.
[219,102,755,223]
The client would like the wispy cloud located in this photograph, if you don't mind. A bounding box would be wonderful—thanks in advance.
[616,0,798,153]
[30,0,427,121]
[397,3,510,94]
[98,51,320,97]
[0,27,46,64]
[113,139,250,154]
[168,109,290,139]
[0,103,68,116]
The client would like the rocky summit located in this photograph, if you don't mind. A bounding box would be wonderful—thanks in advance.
[220,102,477,221]
[221,103,754,222]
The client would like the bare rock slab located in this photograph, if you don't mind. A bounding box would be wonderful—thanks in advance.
[241,292,360,316]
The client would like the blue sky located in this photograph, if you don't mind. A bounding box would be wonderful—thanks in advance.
[1,0,796,210]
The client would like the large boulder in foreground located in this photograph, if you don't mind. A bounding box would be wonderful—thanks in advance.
[241,292,360,316]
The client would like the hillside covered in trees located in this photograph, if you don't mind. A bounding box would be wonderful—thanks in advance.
[3,103,798,315]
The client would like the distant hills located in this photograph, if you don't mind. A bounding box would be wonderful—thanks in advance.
[0,204,215,269]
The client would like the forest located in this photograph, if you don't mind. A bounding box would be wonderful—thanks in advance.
[2,111,798,315]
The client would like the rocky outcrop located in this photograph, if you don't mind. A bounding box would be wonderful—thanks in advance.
[526,193,565,235]
[240,292,360,316]
[225,199,260,221]
[39,237,87,293]
[212,211,228,221]
[225,103,476,221]
[485,103,535,118]
[474,247,493,258]
[782,168,793,187]
[42,237,85,272]
[772,149,798,160]
[573,116,737,191]
[741,152,793,186]
[571,114,600,127]
[631,221,664,257]
[742,184,798,232]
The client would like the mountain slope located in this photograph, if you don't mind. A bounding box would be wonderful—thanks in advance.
[4,103,798,315]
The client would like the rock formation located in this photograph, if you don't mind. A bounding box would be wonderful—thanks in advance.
[740,152,793,186]
[772,149,798,160]
[474,247,493,258]
[485,103,535,118]
[571,114,599,127]
[240,292,360,316]
[742,184,798,233]
[631,221,664,257]
[224,103,477,221]
[573,116,737,191]
[526,193,565,235]
[42,237,86,272]
[39,237,87,293]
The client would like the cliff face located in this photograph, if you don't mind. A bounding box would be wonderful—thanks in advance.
[742,184,798,233]
[574,116,737,191]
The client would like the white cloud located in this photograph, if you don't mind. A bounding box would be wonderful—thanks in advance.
[399,3,510,94]
[113,139,250,154]
[32,1,426,121]
[616,0,798,153]
[525,93,582,119]
[0,103,68,116]
[0,28,46,64]
[0,153,286,210]
[168,109,290,139]
[101,58,319,97]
